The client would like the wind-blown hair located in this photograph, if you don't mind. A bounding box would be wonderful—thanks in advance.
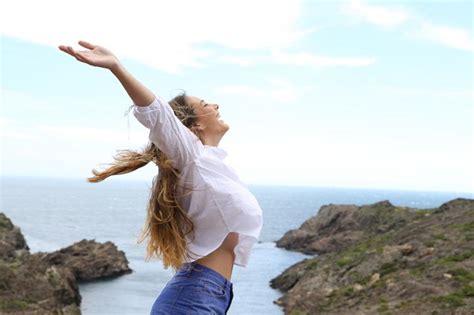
[87,91,201,272]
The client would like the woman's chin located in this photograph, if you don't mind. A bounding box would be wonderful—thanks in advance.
[220,120,230,131]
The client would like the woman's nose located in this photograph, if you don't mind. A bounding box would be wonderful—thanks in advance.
[214,104,219,110]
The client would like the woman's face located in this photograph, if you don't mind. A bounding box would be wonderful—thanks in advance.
[187,96,229,136]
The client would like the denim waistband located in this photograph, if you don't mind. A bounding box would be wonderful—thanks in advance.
[175,262,233,290]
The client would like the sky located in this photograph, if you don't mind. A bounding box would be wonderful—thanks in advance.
[0,0,473,193]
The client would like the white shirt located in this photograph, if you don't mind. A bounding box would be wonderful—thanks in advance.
[133,95,263,267]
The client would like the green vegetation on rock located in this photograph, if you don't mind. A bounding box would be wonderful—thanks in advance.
[271,198,474,314]
[0,298,33,311]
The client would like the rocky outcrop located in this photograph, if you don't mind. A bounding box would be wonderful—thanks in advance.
[39,239,132,281]
[271,198,474,315]
[0,252,81,315]
[0,213,29,260]
[276,200,422,255]
[0,213,132,314]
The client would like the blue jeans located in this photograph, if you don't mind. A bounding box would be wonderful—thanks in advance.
[150,262,234,314]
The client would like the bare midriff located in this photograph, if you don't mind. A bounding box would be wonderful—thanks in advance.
[194,232,239,281]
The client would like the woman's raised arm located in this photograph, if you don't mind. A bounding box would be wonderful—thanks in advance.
[59,40,204,170]
[58,40,154,107]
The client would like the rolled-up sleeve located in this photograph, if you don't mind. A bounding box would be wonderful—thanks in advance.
[133,95,204,170]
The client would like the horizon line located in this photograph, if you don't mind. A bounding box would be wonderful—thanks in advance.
[1,174,472,196]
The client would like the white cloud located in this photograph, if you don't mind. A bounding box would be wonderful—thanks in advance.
[1,131,36,141]
[417,21,474,52]
[271,50,375,67]
[1,120,151,178]
[342,0,410,27]
[215,85,262,98]
[341,0,474,52]
[214,78,308,104]
[35,124,134,143]
[378,86,473,99]
[0,0,309,74]
[215,55,266,67]
[0,117,17,129]
[215,50,375,67]
[0,87,50,110]
[0,0,378,71]
[1,119,145,147]
[227,132,474,193]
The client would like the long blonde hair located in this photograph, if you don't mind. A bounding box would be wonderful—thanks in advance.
[87,92,200,271]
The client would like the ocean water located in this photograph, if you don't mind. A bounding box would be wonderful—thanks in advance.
[1,176,472,315]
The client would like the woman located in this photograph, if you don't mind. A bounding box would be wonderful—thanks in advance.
[58,40,263,314]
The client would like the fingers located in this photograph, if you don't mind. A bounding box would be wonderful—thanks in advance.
[58,45,71,55]
[58,45,90,64]
[66,46,75,55]
[75,52,90,64]
[78,40,96,50]
[58,45,75,57]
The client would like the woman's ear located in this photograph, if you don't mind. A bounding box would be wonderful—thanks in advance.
[190,123,205,135]
[192,123,205,132]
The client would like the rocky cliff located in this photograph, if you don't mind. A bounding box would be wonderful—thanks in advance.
[270,198,474,315]
[0,213,132,314]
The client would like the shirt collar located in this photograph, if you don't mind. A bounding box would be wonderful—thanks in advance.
[204,145,228,160]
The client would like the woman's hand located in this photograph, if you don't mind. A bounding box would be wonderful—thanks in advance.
[58,40,120,70]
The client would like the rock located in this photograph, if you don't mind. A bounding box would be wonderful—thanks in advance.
[381,243,414,265]
[434,198,473,213]
[0,213,132,314]
[368,273,380,286]
[0,213,29,260]
[38,239,132,281]
[271,198,474,314]
[275,200,418,255]
[0,250,81,314]
[269,258,312,292]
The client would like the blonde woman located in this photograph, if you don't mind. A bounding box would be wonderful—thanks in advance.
[58,40,263,314]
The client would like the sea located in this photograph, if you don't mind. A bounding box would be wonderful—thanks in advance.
[1,176,472,315]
